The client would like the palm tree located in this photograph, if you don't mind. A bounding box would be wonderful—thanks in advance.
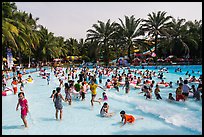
[86,19,116,66]
[35,26,57,62]
[167,18,191,57]
[2,2,19,55]
[13,11,40,66]
[117,15,142,62]
[185,20,202,59]
[141,11,172,57]
[64,38,80,56]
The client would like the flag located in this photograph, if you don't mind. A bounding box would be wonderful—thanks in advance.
[7,48,14,70]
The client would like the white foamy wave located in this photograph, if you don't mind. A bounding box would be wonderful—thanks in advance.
[108,92,202,133]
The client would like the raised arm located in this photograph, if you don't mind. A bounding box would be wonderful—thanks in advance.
[98,85,106,91]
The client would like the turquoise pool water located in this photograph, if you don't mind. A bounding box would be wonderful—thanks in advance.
[2,65,202,135]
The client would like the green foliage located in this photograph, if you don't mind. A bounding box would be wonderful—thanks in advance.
[2,3,202,64]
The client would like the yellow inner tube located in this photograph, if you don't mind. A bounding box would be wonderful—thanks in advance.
[28,78,32,82]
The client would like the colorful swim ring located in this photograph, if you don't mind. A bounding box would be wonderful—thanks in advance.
[189,79,200,84]
[157,82,169,88]
[106,85,113,89]
[2,88,13,96]
[27,80,34,83]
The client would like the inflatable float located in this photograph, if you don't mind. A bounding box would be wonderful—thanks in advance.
[157,82,169,88]
[2,87,13,96]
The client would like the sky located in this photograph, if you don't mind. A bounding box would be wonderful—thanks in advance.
[15,2,202,40]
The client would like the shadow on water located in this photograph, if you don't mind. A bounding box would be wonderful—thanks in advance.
[111,122,121,126]
[73,106,90,110]
[40,117,57,122]
[2,125,24,130]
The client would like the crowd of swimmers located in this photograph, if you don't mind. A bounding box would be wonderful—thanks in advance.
[2,65,202,128]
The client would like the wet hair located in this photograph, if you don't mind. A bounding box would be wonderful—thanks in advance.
[179,83,183,86]
[18,92,25,97]
[54,87,61,98]
[103,102,108,106]
[52,90,56,94]
[144,85,148,89]
[120,110,125,115]
[56,87,61,93]
[184,80,188,84]
[169,93,172,96]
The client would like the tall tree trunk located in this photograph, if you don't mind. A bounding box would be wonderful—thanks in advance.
[104,47,109,67]
[128,45,131,63]
[155,34,158,65]
[128,40,132,64]
[155,34,158,56]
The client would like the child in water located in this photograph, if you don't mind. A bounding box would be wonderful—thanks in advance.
[53,87,65,120]
[47,73,50,85]
[120,110,143,127]
[168,93,175,102]
[99,92,108,102]
[100,102,114,117]
[16,92,29,128]
[123,77,130,94]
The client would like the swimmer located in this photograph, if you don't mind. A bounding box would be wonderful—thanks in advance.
[154,85,162,100]
[120,110,143,127]
[169,81,173,88]
[168,93,175,102]
[99,92,108,102]
[176,83,185,101]
[123,77,130,94]
[47,73,50,85]
[11,77,18,95]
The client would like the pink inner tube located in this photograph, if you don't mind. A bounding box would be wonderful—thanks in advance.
[157,83,169,87]
[2,91,7,96]
[2,89,13,96]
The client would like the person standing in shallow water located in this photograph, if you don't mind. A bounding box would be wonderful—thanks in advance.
[89,80,106,106]
[123,77,130,94]
[53,87,65,120]
[16,92,29,128]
